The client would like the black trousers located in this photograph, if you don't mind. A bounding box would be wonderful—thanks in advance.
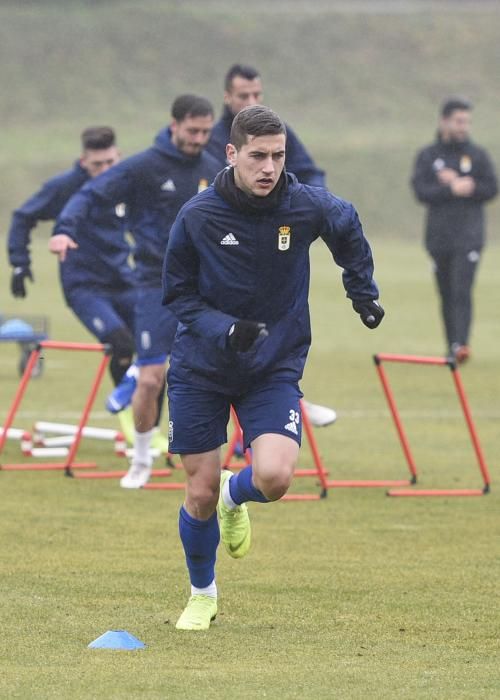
[431,248,481,351]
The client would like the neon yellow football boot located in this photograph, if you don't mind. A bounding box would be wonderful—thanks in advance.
[117,407,135,445]
[217,469,251,559]
[175,595,217,631]
[150,428,169,454]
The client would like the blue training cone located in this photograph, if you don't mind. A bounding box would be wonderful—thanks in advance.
[88,630,145,650]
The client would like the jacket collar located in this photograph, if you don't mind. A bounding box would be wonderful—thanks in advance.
[436,130,470,151]
[214,167,296,214]
[153,127,203,162]
[220,105,235,126]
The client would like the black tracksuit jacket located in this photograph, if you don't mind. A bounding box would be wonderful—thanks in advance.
[411,135,497,255]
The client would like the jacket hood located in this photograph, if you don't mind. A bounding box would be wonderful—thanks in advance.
[74,160,91,178]
[153,127,204,163]
[220,105,235,124]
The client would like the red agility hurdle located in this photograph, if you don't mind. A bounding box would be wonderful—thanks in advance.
[0,341,110,475]
[373,353,491,497]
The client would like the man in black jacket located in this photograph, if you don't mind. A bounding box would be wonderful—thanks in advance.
[411,97,498,362]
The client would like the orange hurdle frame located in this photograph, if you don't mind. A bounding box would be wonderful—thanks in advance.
[0,341,111,475]
[373,353,491,497]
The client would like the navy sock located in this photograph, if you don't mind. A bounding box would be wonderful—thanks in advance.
[229,466,269,505]
[178,506,220,588]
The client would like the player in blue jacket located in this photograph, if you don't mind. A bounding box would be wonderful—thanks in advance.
[162,105,384,631]
[206,64,326,187]
[8,126,137,402]
[54,95,221,488]
[206,64,337,429]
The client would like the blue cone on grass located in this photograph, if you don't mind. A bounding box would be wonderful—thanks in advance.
[0,318,34,339]
[88,630,145,650]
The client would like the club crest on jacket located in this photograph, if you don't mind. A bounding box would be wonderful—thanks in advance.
[278,225,291,251]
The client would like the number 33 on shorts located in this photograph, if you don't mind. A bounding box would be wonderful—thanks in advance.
[284,409,300,436]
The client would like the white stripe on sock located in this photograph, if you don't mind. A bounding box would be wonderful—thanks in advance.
[191,580,217,598]
[222,473,237,510]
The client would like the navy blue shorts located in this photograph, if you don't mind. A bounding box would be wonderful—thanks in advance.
[134,286,178,366]
[65,286,137,341]
[167,378,303,454]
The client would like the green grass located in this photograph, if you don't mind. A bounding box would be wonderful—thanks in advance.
[1,237,499,699]
[1,2,500,696]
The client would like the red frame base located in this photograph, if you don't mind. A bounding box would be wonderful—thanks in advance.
[387,487,488,497]
[1,462,97,471]
[328,479,415,488]
[75,468,173,480]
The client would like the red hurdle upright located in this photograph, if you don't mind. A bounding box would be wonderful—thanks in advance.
[373,353,491,497]
[0,341,111,475]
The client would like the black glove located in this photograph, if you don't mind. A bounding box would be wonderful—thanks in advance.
[228,320,268,352]
[352,299,385,329]
[11,267,34,298]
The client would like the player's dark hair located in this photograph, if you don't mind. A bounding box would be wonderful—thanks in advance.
[230,105,286,150]
[441,97,473,118]
[224,63,260,92]
[81,126,116,151]
[171,94,214,122]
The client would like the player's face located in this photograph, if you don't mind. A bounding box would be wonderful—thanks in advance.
[227,133,286,198]
[81,146,120,178]
[440,110,471,143]
[224,77,263,116]
[171,114,214,156]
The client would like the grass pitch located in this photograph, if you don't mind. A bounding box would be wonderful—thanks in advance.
[1,2,500,696]
[1,238,499,699]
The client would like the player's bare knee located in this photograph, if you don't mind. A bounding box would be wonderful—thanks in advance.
[186,480,219,517]
[256,467,294,501]
[137,372,163,398]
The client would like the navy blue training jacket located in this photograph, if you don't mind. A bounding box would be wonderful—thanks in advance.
[162,173,378,393]
[8,161,89,269]
[57,129,222,287]
[8,161,133,294]
[57,200,134,294]
[205,107,326,187]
